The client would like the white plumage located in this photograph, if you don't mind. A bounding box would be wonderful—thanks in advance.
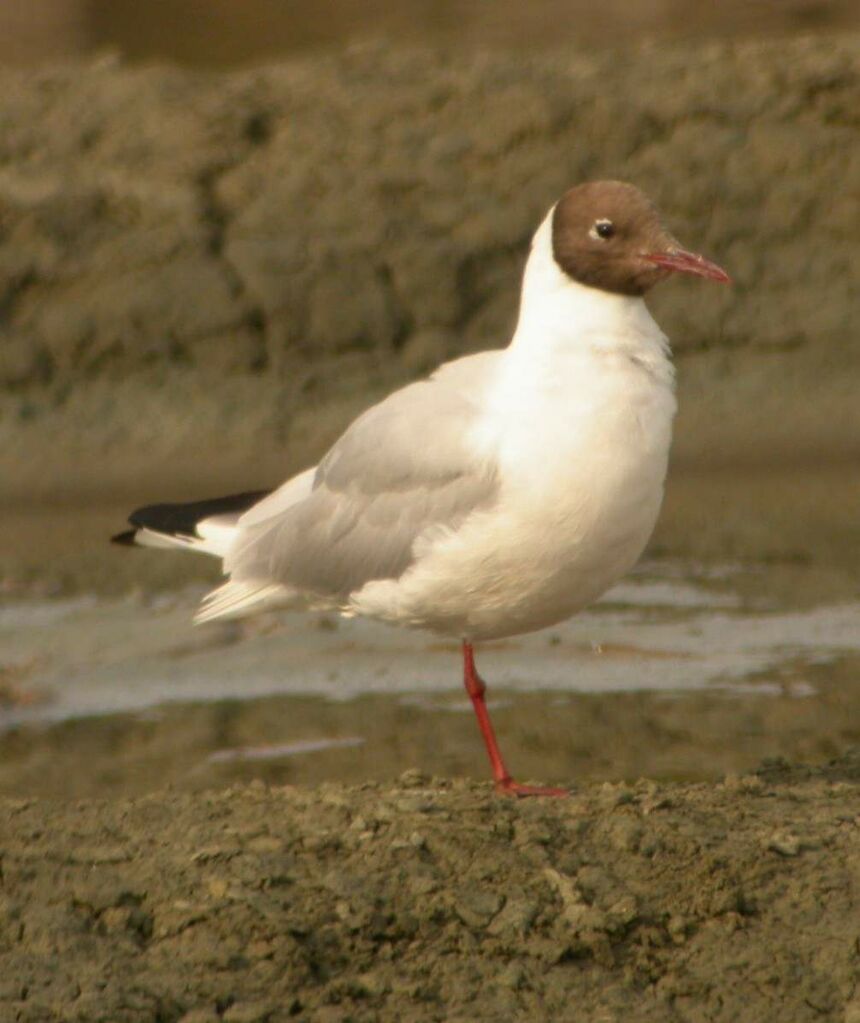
[187,209,676,638]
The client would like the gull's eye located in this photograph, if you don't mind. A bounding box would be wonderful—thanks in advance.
[590,219,615,241]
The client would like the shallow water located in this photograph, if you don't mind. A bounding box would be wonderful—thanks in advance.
[1,466,858,797]
[1,564,856,726]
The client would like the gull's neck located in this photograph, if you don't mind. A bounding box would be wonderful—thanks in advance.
[507,209,667,364]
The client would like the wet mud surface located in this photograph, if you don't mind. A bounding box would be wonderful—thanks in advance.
[2,466,860,803]
[1,561,860,803]
[2,754,860,1022]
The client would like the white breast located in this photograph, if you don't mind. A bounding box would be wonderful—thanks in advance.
[354,211,677,640]
[474,340,675,636]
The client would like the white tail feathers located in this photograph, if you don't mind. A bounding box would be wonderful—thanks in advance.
[115,484,313,624]
[194,580,293,624]
[128,515,238,559]
[132,528,199,552]
[193,517,241,558]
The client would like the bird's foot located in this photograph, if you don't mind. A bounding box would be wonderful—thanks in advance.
[495,777,569,798]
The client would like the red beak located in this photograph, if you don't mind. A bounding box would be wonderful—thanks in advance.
[644,248,731,284]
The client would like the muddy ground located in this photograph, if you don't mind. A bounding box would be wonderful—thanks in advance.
[2,753,859,1023]
[0,34,858,502]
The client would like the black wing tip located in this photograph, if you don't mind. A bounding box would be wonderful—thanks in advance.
[113,489,271,548]
[111,529,139,547]
[128,502,174,530]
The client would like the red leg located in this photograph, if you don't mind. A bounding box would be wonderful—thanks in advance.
[462,641,568,798]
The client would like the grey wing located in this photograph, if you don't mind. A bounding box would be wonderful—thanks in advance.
[226,353,500,600]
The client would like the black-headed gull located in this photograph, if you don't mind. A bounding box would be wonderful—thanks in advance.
[114,180,729,796]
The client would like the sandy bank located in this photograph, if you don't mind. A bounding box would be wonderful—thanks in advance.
[0,35,857,501]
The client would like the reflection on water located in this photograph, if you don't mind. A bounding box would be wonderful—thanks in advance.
[0,466,858,797]
[206,736,365,763]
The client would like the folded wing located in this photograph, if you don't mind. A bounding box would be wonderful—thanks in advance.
[219,353,500,613]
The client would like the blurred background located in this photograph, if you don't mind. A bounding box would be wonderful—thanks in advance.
[0,1,858,798]
[2,0,858,65]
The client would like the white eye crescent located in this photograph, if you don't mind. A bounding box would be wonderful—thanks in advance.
[589,219,615,241]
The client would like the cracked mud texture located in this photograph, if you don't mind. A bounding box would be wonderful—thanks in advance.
[0,34,858,499]
[2,752,859,1022]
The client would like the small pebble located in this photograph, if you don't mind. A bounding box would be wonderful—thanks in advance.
[724,773,765,793]
[177,1011,219,1023]
[222,1002,273,1023]
[766,832,801,857]
[399,768,429,788]
[454,889,504,929]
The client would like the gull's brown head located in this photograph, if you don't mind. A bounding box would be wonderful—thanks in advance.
[551,180,730,296]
